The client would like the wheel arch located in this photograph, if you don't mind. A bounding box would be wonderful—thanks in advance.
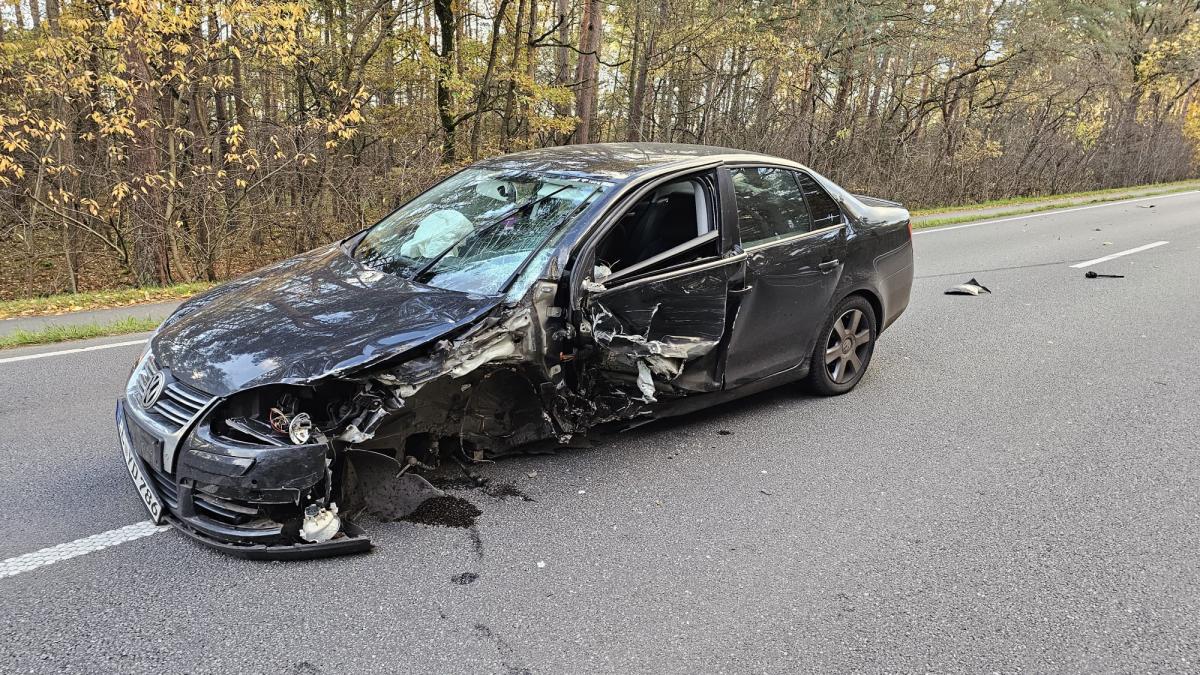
[800,287,883,374]
[841,287,884,333]
[840,285,888,336]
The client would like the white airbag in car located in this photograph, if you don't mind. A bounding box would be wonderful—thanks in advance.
[399,209,474,258]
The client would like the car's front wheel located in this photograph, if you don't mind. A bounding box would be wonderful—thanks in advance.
[804,295,877,396]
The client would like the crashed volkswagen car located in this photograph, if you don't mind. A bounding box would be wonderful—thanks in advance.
[116,143,913,558]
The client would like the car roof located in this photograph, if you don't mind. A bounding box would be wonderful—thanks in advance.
[476,142,782,182]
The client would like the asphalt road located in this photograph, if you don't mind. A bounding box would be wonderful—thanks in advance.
[1,192,1198,673]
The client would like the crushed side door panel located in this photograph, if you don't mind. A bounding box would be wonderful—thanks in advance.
[583,259,735,402]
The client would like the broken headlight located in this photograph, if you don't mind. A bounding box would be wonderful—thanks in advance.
[213,385,347,447]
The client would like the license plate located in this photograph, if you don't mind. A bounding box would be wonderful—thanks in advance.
[119,417,164,524]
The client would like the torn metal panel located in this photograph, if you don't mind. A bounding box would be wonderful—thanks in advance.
[584,262,730,396]
[376,308,535,400]
[341,450,446,520]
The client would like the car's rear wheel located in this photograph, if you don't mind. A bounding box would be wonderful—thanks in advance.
[804,295,877,396]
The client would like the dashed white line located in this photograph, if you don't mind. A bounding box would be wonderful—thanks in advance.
[0,521,168,580]
[0,338,147,365]
[915,190,1199,235]
[1069,240,1170,269]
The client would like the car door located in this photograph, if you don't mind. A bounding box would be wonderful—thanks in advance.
[575,170,738,403]
[722,165,847,388]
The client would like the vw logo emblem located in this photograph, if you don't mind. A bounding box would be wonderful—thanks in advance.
[141,371,166,409]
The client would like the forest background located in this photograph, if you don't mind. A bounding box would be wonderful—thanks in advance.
[1,0,1198,298]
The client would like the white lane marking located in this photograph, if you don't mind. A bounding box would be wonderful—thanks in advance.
[1069,240,1169,269]
[0,521,168,580]
[0,338,147,365]
[915,190,1200,235]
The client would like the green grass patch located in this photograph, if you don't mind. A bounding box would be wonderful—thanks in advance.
[913,181,1200,230]
[0,317,162,350]
[911,179,1200,218]
[0,282,215,320]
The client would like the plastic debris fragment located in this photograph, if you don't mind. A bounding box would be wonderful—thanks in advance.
[944,278,992,296]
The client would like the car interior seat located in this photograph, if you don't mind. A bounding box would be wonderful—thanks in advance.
[623,182,701,265]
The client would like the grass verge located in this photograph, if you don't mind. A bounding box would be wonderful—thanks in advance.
[0,317,161,350]
[913,181,1200,230]
[910,179,1200,217]
[0,282,214,320]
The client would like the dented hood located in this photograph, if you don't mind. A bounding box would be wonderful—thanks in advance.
[152,245,500,396]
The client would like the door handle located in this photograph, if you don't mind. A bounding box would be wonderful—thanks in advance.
[818,259,840,271]
[730,285,754,295]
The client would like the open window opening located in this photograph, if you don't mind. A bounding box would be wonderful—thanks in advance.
[592,174,719,285]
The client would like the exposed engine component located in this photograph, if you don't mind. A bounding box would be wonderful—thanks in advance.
[288,413,313,445]
[299,503,341,543]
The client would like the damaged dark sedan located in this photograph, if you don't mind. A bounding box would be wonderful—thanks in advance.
[116,143,913,558]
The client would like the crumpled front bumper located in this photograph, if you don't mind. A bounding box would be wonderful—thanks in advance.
[115,399,372,560]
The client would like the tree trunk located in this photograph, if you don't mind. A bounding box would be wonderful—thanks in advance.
[572,0,602,144]
[553,0,572,142]
[469,0,512,159]
[499,0,526,152]
[433,0,458,161]
[120,7,169,286]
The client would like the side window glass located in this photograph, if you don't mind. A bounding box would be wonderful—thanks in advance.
[593,175,718,280]
[730,167,812,247]
[795,172,843,229]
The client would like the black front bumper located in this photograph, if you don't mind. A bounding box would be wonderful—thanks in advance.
[116,399,372,560]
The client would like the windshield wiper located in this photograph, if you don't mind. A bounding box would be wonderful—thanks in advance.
[362,251,420,277]
[409,184,575,283]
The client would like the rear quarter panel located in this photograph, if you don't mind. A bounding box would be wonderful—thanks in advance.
[840,204,913,333]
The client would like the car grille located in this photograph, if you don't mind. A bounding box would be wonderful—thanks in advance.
[193,492,261,523]
[136,358,215,430]
[145,464,180,510]
[144,463,262,527]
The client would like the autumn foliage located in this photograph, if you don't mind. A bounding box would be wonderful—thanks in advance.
[1,0,1198,298]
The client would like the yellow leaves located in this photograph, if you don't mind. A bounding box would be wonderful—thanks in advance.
[1184,102,1200,167]
[1072,101,1108,151]
[1139,22,1200,87]
[227,124,245,151]
[322,87,371,148]
[0,154,25,184]
[1,136,30,154]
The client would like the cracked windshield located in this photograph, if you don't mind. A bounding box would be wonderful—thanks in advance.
[354,169,611,295]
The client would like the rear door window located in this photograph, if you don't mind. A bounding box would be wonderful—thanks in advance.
[795,172,843,229]
[729,167,813,247]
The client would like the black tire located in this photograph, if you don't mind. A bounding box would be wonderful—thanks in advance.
[803,295,877,396]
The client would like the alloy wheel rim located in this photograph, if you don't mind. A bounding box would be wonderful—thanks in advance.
[824,309,870,384]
